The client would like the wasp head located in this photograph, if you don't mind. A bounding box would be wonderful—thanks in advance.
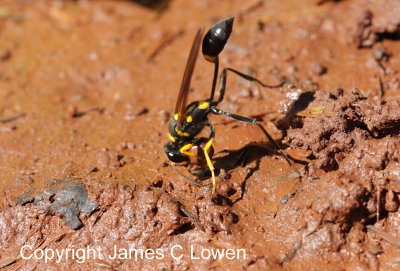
[164,142,190,163]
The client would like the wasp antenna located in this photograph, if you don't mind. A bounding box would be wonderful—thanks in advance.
[202,17,234,63]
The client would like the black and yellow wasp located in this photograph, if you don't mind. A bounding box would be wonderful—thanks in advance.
[164,17,289,195]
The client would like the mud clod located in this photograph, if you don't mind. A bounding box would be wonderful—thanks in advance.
[384,190,399,212]
[17,179,98,230]
[310,62,327,76]
[97,150,125,169]
[354,10,375,48]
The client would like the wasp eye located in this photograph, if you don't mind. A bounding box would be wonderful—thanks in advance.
[202,17,234,62]
[166,152,189,163]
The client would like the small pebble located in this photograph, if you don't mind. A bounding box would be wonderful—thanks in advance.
[310,62,327,76]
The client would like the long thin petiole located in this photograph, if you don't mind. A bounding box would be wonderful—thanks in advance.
[208,57,219,102]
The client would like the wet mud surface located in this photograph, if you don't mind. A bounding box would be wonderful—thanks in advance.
[0,0,400,270]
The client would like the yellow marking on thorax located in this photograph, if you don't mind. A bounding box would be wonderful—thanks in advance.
[186,115,193,123]
[198,101,209,110]
[175,127,190,137]
[168,133,176,143]
[173,114,179,121]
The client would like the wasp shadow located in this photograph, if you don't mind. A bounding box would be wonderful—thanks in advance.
[213,143,275,171]
[191,140,305,181]
[187,143,271,206]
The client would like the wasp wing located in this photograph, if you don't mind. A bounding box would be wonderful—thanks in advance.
[174,28,203,126]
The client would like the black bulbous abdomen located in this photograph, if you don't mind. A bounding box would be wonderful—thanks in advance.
[202,17,234,62]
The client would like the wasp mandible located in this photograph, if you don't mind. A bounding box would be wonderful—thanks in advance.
[164,17,290,195]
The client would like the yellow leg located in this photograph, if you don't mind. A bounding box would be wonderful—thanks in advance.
[203,138,216,195]
[179,143,195,156]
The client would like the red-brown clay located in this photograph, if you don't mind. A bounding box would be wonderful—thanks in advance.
[0,0,400,270]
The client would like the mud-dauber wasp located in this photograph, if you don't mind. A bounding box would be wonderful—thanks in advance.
[164,17,293,195]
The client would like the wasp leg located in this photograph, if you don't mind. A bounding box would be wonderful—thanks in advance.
[255,123,294,169]
[203,121,217,195]
[176,143,211,187]
[215,67,285,104]
[171,163,202,187]
[179,143,195,157]
[210,106,295,170]
[204,138,216,195]
[210,106,256,124]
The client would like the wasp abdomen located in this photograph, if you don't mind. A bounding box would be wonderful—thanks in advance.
[202,17,234,62]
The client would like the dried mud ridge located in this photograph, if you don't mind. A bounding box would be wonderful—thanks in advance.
[285,88,400,213]
[284,88,400,225]
[278,88,400,268]
[285,88,400,171]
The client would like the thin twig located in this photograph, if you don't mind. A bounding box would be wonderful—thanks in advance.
[0,113,25,123]
[147,30,184,62]
[378,77,385,97]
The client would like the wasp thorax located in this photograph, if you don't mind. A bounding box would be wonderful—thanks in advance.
[202,17,234,62]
